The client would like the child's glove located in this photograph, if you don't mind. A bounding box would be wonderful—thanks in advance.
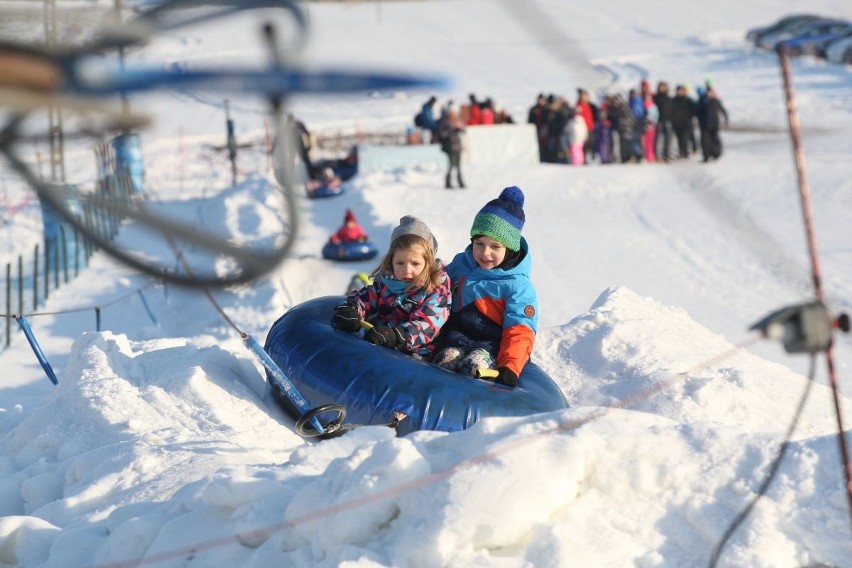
[331,304,361,333]
[364,324,403,349]
[494,366,519,388]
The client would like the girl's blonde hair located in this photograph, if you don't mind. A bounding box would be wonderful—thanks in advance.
[374,234,444,294]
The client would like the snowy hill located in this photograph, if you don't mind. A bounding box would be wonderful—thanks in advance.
[2,0,852,566]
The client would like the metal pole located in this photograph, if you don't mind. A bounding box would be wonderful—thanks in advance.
[17,256,23,315]
[60,224,68,283]
[6,263,11,347]
[44,239,50,301]
[778,44,852,527]
[113,0,130,114]
[225,99,238,185]
[33,244,39,309]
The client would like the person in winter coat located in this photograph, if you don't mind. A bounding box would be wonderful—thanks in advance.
[436,108,466,189]
[628,89,646,162]
[698,87,729,162]
[576,89,597,163]
[433,186,538,388]
[544,96,571,163]
[480,99,496,125]
[466,93,482,125]
[671,85,697,159]
[527,93,549,162]
[566,111,588,165]
[642,94,659,163]
[615,93,642,163]
[329,209,368,244]
[653,81,674,161]
[419,96,439,142]
[593,110,613,164]
[331,216,451,358]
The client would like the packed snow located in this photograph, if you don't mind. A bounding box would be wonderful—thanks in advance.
[2,0,852,566]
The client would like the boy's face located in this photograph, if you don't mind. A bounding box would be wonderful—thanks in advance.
[472,236,507,270]
[392,244,427,282]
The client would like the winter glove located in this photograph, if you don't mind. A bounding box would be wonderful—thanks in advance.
[364,324,403,349]
[331,304,361,333]
[494,366,519,388]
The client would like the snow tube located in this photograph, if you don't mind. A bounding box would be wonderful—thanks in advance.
[321,240,379,262]
[307,183,344,199]
[263,296,569,436]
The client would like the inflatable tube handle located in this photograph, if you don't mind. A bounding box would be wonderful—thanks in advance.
[243,334,324,433]
[359,320,374,330]
[476,368,499,379]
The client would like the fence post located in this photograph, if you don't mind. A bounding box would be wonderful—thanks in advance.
[17,255,23,315]
[5,263,10,347]
[75,227,81,275]
[33,243,39,309]
[53,239,59,290]
[44,239,50,301]
[60,224,68,283]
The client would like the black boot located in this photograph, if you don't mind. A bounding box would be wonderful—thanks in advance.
[458,177,466,189]
[445,175,452,189]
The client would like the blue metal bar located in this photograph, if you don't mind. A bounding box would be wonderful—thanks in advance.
[243,334,323,434]
[15,316,58,385]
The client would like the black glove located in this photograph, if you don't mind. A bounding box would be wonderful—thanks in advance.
[331,304,361,333]
[494,366,519,388]
[364,324,403,349]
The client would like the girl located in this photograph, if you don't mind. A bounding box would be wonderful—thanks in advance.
[433,186,538,387]
[331,215,451,357]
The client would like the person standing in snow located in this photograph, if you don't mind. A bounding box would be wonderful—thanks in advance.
[615,93,642,163]
[566,110,588,165]
[332,216,451,358]
[575,89,598,163]
[433,186,538,388]
[653,81,674,162]
[436,107,466,189]
[671,85,696,159]
[527,93,549,162]
[698,87,729,162]
[418,96,439,143]
[642,93,658,163]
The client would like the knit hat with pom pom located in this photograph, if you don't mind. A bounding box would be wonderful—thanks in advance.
[470,186,526,251]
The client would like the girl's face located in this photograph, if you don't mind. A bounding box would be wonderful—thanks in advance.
[472,236,507,270]
[392,244,427,282]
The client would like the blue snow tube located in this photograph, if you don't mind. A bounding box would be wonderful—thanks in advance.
[263,296,569,436]
[307,183,345,199]
[321,240,379,262]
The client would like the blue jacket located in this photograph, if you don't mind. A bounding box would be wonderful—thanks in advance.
[441,238,538,377]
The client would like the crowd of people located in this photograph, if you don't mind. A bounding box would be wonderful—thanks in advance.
[527,79,729,165]
[410,80,729,187]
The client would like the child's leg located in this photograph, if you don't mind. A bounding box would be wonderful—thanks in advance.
[457,348,495,376]
[433,347,465,370]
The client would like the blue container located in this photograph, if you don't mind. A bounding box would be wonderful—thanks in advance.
[112,132,145,195]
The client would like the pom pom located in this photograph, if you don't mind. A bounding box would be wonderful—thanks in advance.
[499,186,524,207]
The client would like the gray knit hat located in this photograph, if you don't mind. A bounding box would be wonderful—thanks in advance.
[390,215,438,252]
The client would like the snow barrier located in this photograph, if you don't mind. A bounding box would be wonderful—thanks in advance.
[356,123,539,173]
[463,123,539,166]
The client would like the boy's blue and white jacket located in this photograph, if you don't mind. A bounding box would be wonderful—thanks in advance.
[440,237,538,377]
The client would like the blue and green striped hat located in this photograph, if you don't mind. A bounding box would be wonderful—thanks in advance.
[470,186,525,251]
